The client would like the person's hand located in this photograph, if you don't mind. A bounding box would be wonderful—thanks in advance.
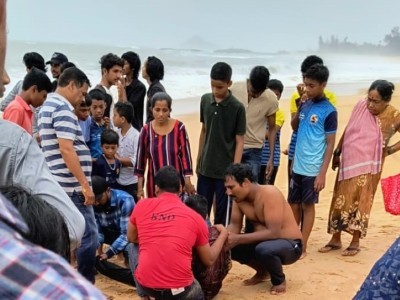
[297,83,305,96]
[227,232,240,250]
[314,173,326,193]
[265,160,274,180]
[82,186,95,206]
[184,178,196,195]
[99,253,108,261]
[332,155,340,170]
[137,189,144,200]
[117,80,124,97]
[103,117,110,128]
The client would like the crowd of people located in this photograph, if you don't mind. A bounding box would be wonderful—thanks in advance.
[1,1,400,299]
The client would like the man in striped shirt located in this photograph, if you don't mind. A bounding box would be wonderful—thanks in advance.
[38,67,98,283]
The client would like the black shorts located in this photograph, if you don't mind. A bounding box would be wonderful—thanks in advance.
[288,172,319,204]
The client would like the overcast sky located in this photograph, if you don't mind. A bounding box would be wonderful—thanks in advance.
[7,0,400,52]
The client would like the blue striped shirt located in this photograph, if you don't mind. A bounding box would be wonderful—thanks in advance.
[261,130,282,167]
[95,189,135,258]
[38,93,92,196]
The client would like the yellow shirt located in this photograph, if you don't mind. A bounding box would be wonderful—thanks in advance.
[275,108,285,128]
[289,89,337,114]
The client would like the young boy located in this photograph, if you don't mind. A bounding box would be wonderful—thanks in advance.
[87,89,109,159]
[259,79,285,185]
[76,95,92,143]
[288,64,337,258]
[112,102,139,200]
[92,129,121,189]
[3,68,52,136]
[197,62,246,225]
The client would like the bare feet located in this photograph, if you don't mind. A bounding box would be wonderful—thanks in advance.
[243,271,270,286]
[299,250,307,260]
[270,281,286,295]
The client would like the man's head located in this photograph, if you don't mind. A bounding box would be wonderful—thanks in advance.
[21,67,52,108]
[88,89,107,122]
[113,102,133,128]
[267,79,284,100]
[121,51,141,79]
[57,67,91,107]
[0,186,70,261]
[247,66,270,98]
[23,52,46,72]
[142,56,164,83]
[60,62,76,74]
[303,64,329,99]
[91,176,110,208]
[210,62,232,101]
[184,194,208,220]
[101,129,119,159]
[154,166,181,195]
[224,163,256,203]
[100,53,123,87]
[300,55,323,75]
[75,94,92,121]
[46,52,68,79]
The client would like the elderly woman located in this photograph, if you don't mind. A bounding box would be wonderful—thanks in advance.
[135,92,196,199]
[319,80,400,256]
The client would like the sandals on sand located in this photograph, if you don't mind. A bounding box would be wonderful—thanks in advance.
[318,244,342,253]
[341,247,360,256]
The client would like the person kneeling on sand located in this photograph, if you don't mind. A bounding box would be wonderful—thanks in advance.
[225,163,302,295]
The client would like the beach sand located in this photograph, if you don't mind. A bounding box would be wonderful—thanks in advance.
[96,85,400,299]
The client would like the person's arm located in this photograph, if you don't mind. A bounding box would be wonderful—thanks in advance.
[5,123,85,249]
[233,105,247,163]
[226,201,244,234]
[196,123,206,173]
[179,124,196,194]
[0,0,6,98]
[58,138,94,205]
[229,188,285,246]
[314,133,335,192]
[233,135,244,163]
[291,108,301,131]
[265,113,276,178]
[127,221,138,243]
[386,117,400,155]
[0,81,22,111]
[332,131,345,170]
[195,224,228,267]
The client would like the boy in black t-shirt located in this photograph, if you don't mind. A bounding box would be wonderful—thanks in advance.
[92,129,121,188]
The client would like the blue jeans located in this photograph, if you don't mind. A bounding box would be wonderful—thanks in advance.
[197,174,229,225]
[127,243,146,297]
[241,148,262,179]
[71,192,98,283]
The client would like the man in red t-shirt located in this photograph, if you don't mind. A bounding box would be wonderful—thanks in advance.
[127,166,228,300]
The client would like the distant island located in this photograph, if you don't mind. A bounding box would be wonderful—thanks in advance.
[319,26,400,55]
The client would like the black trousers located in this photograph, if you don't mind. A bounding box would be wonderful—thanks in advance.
[231,239,302,285]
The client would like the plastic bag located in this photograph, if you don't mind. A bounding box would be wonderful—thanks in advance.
[381,173,400,215]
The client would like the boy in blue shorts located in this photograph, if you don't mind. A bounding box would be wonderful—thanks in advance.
[288,64,337,258]
[92,129,121,189]
[196,62,246,225]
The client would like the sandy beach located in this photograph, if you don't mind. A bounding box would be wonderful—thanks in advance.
[96,84,400,299]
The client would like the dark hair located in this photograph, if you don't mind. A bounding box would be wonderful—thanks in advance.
[185,194,208,220]
[88,88,107,102]
[101,129,119,145]
[267,79,284,94]
[114,102,133,124]
[100,53,124,71]
[224,163,256,184]
[81,94,92,107]
[300,55,324,74]
[58,67,91,88]
[249,66,270,93]
[151,92,172,110]
[23,52,46,72]
[91,175,108,198]
[122,51,141,78]
[146,56,164,82]
[22,67,52,93]
[210,62,232,82]
[304,64,329,84]
[0,186,70,261]
[154,166,181,193]
[60,62,76,74]
[368,80,395,102]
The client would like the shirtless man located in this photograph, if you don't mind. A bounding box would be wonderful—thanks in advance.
[225,163,302,295]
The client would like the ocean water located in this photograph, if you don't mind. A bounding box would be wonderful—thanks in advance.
[4,40,400,115]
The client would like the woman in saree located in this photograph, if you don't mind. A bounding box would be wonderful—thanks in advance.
[319,80,400,256]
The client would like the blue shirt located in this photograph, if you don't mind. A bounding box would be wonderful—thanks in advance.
[261,130,281,167]
[92,155,121,188]
[78,116,91,143]
[38,93,92,196]
[88,119,106,159]
[293,98,337,176]
[94,189,135,258]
